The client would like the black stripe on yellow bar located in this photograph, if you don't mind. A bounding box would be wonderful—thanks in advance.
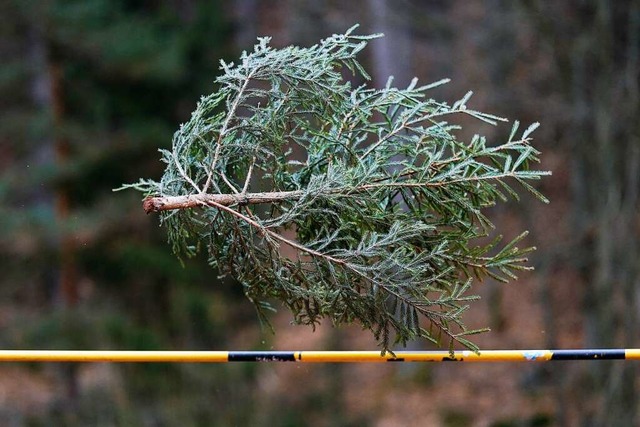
[550,349,626,360]
[227,351,297,362]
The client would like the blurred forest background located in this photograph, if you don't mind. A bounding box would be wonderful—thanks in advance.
[0,0,638,426]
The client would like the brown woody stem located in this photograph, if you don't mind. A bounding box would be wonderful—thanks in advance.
[143,190,306,214]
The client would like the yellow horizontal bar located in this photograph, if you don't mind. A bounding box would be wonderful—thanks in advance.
[625,349,640,360]
[0,350,553,363]
[0,350,230,363]
[297,350,553,362]
[0,350,637,363]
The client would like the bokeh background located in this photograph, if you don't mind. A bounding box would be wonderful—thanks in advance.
[1,1,638,426]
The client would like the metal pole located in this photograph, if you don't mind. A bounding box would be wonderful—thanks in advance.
[0,349,639,363]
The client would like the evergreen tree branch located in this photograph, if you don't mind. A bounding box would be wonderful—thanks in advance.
[124,25,550,352]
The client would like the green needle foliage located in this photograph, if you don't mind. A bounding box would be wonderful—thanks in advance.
[124,25,550,352]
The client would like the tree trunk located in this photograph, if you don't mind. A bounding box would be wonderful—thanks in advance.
[30,22,79,404]
[367,0,413,88]
[49,59,79,309]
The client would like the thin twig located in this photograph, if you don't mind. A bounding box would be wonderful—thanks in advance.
[203,198,347,266]
[172,151,201,193]
[220,171,240,194]
[201,71,254,194]
[242,156,257,194]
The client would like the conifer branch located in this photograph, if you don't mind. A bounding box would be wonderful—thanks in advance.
[123,25,550,352]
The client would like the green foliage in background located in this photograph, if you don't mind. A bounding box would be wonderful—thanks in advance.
[128,26,550,352]
[0,1,271,424]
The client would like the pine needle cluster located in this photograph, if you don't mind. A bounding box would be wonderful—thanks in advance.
[123,25,550,352]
